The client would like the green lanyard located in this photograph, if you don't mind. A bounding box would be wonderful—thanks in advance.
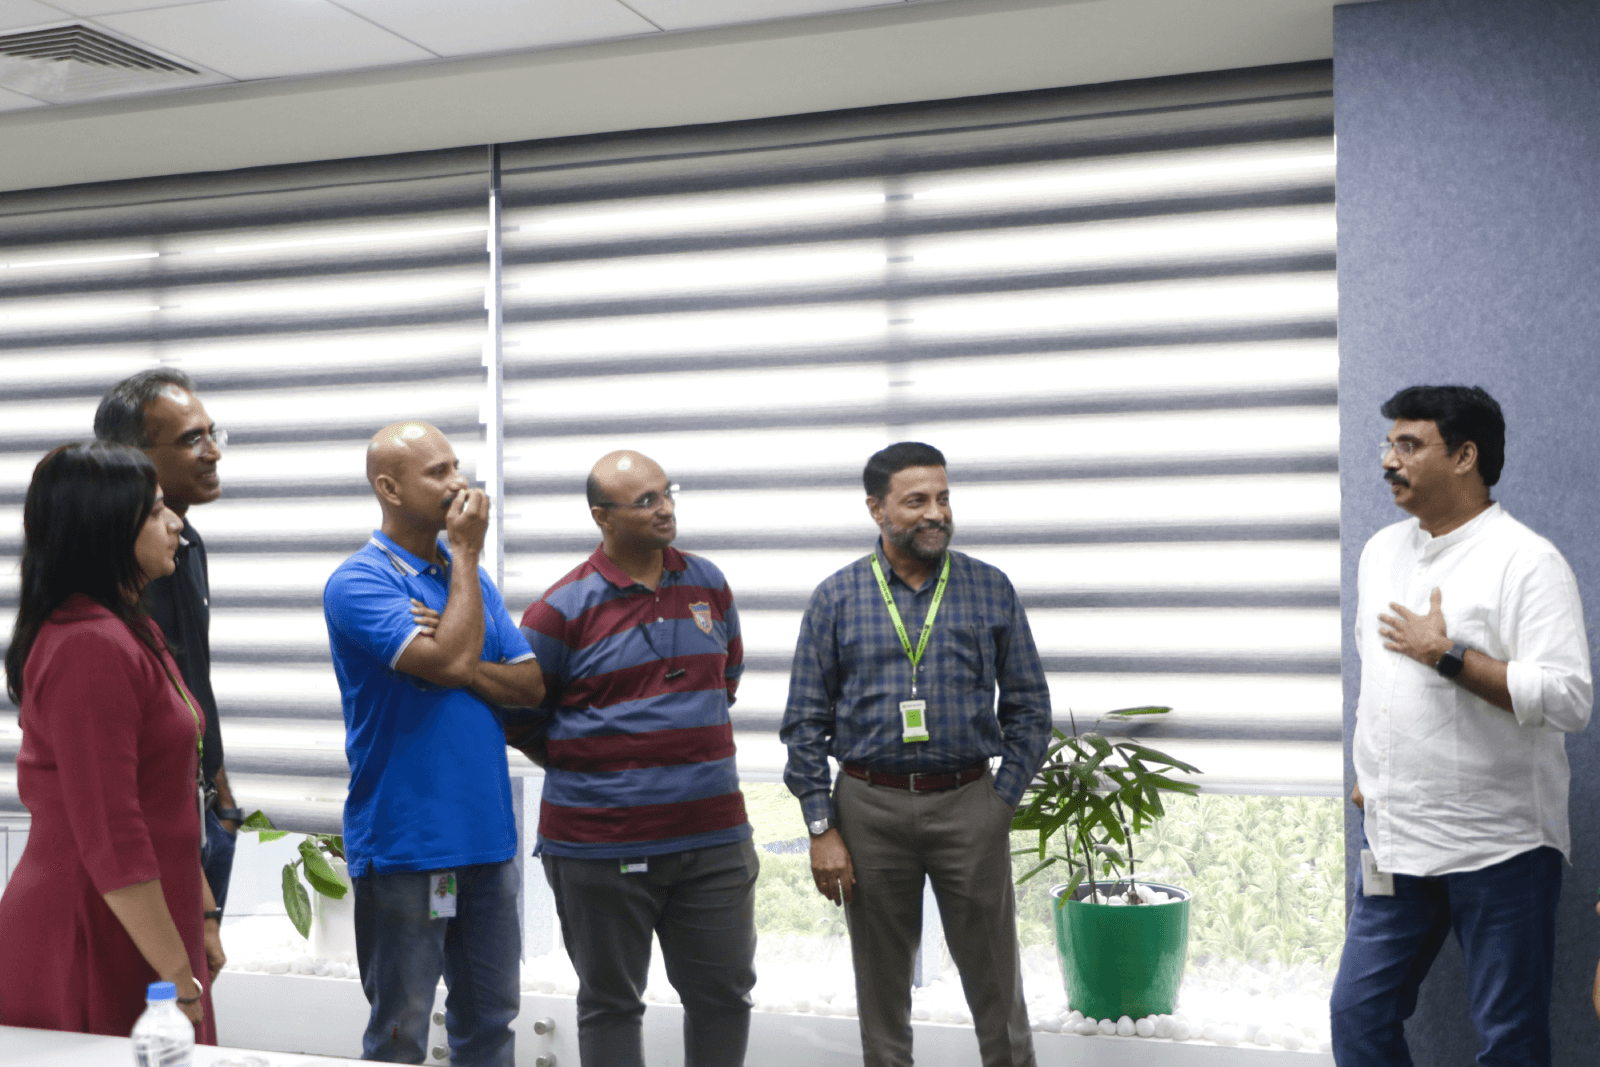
[868,552,950,697]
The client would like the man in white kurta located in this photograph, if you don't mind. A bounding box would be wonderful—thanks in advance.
[1331,385,1591,1066]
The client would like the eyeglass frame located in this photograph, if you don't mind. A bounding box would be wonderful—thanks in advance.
[150,426,228,458]
[596,483,679,510]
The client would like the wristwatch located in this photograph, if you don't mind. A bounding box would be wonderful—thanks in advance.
[1435,641,1470,679]
[204,909,223,923]
[214,807,245,824]
[807,817,833,836]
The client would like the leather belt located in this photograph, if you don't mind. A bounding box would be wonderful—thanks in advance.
[842,761,988,793]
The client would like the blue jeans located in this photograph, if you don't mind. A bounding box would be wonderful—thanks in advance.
[200,807,237,911]
[1330,844,1562,1066]
[353,859,521,1067]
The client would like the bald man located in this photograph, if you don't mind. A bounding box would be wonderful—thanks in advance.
[515,452,756,1067]
[324,422,544,1067]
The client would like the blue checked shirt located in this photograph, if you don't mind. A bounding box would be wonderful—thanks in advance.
[780,540,1053,824]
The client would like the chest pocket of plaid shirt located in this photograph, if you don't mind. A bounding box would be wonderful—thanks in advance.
[938,623,997,696]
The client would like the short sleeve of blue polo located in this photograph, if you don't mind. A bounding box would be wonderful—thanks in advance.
[324,533,531,877]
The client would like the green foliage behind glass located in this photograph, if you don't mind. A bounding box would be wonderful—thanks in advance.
[1011,794,1346,972]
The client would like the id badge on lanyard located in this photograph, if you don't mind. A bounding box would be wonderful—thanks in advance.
[870,553,949,745]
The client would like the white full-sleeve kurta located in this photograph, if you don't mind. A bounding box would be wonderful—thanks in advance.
[1353,504,1592,877]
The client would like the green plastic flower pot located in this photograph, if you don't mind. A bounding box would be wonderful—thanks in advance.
[1050,881,1191,1020]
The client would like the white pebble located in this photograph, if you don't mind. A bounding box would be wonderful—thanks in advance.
[242,958,262,973]
[1066,1010,1084,1025]
[1040,1015,1062,1033]
[1153,1016,1172,1038]
[1075,1018,1099,1036]
[1255,1027,1274,1046]
[313,961,330,977]
[1280,1030,1303,1051]
[793,997,811,1013]
[1116,1015,1135,1037]
[1097,1018,1117,1035]
[1171,1020,1192,1041]
[1214,1026,1240,1046]
[265,960,289,975]
[1135,1017,1155,1038]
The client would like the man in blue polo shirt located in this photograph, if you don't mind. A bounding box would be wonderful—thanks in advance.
[324,420,544,1067]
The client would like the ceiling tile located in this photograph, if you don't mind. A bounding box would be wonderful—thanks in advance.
[0,0,72,31]
[332,0,657,58]
[0,82,44,109]
[47,0,213,18]
[95,0,434,81]
[623,0,901,33]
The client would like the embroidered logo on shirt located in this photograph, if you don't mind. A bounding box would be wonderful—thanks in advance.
[690,601,713,635]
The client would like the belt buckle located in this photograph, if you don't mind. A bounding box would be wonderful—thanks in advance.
[907,771,923,792]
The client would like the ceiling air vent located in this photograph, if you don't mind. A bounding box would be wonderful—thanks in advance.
[0,24,210,103]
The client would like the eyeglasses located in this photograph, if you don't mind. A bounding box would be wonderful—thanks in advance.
[1378,439,1424,460]
[153,427,228,458]
[599,484,678,510]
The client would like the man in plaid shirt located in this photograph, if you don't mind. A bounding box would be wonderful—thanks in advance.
[780,441,1052,1067]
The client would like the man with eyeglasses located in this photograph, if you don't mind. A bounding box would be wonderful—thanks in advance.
[513,451,756,1067]
[95,369,240,925]
[1331,385,1591,1065]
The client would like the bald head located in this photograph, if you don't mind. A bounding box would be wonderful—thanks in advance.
[366,421,468,533]
[367,421,446,486]
[588,450,676,555]
[587,451,663,508]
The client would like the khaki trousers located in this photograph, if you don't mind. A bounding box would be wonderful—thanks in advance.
[836,769,1035,1067]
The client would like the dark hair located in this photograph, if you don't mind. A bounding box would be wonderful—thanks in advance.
[5,443,164,704]
[94,368,197,449]
[864,442,947,499]
[1380,385,1506,487]
[586,471,607,509]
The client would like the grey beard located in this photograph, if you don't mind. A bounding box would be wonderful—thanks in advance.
[884,519,953,562]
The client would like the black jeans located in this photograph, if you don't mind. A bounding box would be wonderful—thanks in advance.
[543,838,759,1067]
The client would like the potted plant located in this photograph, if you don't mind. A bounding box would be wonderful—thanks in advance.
[238,810,353,957]
[1011,707,1202,1022]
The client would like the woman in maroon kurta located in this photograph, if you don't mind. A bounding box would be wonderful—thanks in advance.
[0,443,218,1042]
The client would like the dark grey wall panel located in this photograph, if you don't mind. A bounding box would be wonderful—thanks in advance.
[1335,0,1600,1060]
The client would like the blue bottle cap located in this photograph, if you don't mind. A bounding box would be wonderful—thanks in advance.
[147,981,177,1000]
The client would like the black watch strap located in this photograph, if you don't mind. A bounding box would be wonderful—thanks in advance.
[204,909,223,922]
[214,807,245,823]
[1436,641,1470,679]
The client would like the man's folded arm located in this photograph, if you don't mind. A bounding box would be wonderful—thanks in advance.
[471,658,546,709]
[393,551,486,688]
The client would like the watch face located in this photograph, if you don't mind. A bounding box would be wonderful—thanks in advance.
[808,819,831,835]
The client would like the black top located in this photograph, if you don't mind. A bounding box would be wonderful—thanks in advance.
[145,517,223,789]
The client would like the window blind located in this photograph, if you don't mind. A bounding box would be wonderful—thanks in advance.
[0,149,495,832]
[1,61,1341,837]
[495,61,1340,796]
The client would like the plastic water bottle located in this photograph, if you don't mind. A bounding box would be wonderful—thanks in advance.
[130,981,194,1067]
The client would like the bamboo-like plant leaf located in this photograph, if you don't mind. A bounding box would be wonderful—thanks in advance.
[1106,705,1173,717]
[282,862,312,939]
[299,839,348,899]
[239,809,275,831]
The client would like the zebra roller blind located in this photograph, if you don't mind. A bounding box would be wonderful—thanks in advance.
[496,61,1340,796]
[0,150,494,832]
[1,61,1338,833]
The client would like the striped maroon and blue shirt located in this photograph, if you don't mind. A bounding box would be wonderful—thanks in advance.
[518,544,750,859]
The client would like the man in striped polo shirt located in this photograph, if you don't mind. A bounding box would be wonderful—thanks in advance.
[514,450,756,1067]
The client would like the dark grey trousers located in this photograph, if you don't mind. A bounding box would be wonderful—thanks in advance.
[836,770,1036,1067]
[543,838,759,1067]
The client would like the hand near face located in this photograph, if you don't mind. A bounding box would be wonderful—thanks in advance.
[445,487,490,554]
[1379,587,1451,668]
